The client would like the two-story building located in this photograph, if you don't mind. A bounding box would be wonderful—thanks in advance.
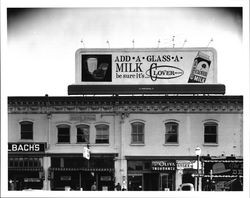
[8,95,243,191]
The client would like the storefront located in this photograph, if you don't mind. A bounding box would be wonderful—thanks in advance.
[127,159,176,191]
[176,160,197,187]
[202,158,243,191]
[49,154,116,191]
[8,142,46,190]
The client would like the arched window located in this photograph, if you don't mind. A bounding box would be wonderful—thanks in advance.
[20,121,33,140]
[165,122,178,143]
[131,122,145,144]
[95,124,109,144]
[204,122,218,144]
[57,124,70,143]
[76,124,90,143]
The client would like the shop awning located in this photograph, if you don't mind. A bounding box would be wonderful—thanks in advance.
[9,167,44,171]
[203,175,243,178]
[49,167,114,172]
[203,160,243,163]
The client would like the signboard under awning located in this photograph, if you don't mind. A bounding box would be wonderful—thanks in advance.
[8,142,46,153]
[203,159,243,177]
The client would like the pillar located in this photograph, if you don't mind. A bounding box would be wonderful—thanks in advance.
[43,156,51,190]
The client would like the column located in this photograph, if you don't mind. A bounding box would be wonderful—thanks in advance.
[175,170,183,190]
[120,115,128,190]
[43,156,51,190]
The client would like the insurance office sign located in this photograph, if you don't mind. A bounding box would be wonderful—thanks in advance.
[75,48,217,85]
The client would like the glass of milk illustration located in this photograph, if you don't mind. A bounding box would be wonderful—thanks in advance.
[87,57,98,74]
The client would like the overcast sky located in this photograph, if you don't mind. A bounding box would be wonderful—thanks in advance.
[5,7,245,96]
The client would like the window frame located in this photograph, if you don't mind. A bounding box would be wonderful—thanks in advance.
[20,121,33,140]
[204,122,218,144]
[131,122,145,144]
[57,124,71,144]
[164,122,179,144]
[95,124,109,144]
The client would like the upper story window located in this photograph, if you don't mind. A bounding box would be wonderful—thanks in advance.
[20,121,33,140]
[165,122,178,143]
[57,124,70,143]
[95,124,109,144]
[77,124,90,143]
[204,122,218,144]
[131,122,145,144]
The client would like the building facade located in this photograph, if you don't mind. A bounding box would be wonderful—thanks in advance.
[8,95,243,191]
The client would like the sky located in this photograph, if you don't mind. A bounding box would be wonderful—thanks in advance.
[4,7,246,96]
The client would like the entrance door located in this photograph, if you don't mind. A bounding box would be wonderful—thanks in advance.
[128,174,143,191]
[160,173,174,191]
[144,173,159,191]
[182,173,195,185]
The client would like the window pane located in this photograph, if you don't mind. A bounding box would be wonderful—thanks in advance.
[165,134,178,143]
[205,125,217,134]
[205,135,217,143]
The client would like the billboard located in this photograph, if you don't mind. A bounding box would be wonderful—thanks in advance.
[75,48,217,85]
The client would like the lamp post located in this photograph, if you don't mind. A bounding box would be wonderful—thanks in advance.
[195,147,201,191]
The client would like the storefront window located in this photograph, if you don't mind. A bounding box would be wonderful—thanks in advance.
[131,122,144,144]
[20,121,33,140]
[77,124,90,143]
[95,124,109,144]
[204,122,218,144]
[9,157,43,168]
[165,122,178,143]
[128,160,151,171]
[57,124,70,143]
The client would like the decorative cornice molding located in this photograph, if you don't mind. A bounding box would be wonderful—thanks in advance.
[8,96,243,114]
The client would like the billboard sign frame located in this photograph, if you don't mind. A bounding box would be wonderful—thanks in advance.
[75,47,217,85]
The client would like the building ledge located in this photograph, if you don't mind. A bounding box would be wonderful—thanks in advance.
[130,143,145,146]
[163,143,179,146]
[203,143,219,147]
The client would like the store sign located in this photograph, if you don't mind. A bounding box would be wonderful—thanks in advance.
[100,176,112,181]
[83,147,90,160]
[75,48,217,85]
[24,178,41,182]
[176,160,195,169]
[204,159,243,176]
[70,114,96,122]
[8,143,46,153]
[60,176,71,181]
[151,160,176,171]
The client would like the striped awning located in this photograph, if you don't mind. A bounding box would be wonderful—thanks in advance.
[49,167,114,172]
[203,175,243,178]
[9,167,44,171]
[203,160,243,163]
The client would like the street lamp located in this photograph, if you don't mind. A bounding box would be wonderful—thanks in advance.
[195,147,201,191]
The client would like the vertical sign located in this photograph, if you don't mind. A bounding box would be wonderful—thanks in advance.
[83,147,90,160]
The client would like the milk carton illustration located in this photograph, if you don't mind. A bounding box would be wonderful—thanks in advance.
[188,51,211,83]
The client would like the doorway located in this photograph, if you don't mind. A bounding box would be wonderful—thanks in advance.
[128,174,143,191]
[144,173,159,191]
